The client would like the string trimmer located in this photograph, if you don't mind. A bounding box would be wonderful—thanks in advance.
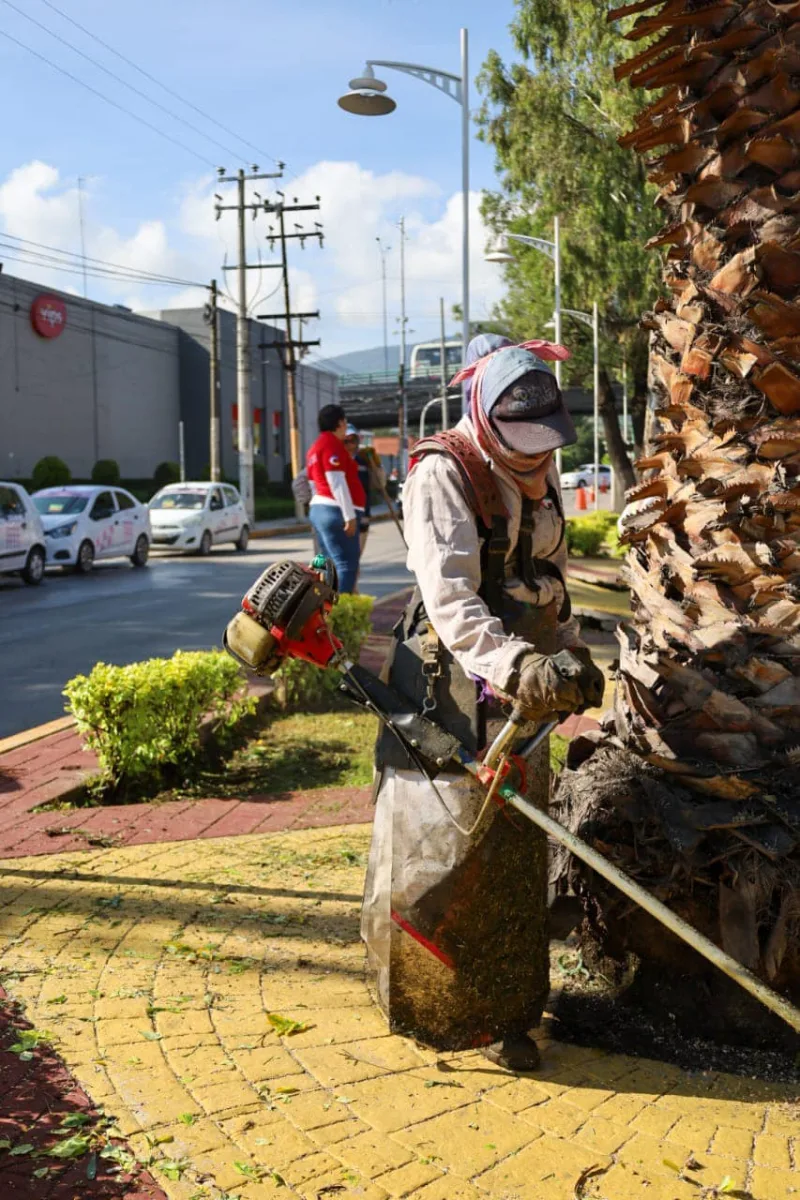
[223,556,800,1034]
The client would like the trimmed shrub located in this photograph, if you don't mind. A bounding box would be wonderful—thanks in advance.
[64,650,256,795]
[274,594,374,709]
[91,459,121,486]
[566,512,620,558]
[253,462,269,495]
[153,461,180,491]
[32,456,71,491]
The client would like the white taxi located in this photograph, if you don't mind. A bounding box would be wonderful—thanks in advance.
[148,482,249,554]
[0,481,47,585]
[33,486,151,573]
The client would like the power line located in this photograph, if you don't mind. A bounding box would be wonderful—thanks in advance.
[1,0,245,164]
[37,0,283,168]
[0,25,218,168]
[0,246,202,289]
[0,230,203,287]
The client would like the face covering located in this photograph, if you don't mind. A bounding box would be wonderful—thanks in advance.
[462,346,564,490]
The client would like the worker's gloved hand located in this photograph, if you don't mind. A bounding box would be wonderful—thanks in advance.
[568,645,606,710]
[513,651,585,722]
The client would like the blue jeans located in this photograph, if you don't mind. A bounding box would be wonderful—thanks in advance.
[309,504,360,594]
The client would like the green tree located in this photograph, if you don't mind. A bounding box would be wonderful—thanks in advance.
[477,0,663,473]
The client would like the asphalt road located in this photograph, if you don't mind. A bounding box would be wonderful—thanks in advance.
[0,521,411,739]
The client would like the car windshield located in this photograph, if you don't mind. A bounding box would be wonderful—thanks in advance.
[34,494,88,515]
[150,491,206,511]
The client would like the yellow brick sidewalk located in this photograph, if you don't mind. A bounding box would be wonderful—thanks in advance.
[0,826,796,1200]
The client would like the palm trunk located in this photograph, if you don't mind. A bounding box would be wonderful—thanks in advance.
[556,0,800,1048]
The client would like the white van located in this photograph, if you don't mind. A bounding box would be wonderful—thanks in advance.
[0,482,47,585]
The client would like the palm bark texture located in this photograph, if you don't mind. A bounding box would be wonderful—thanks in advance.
[556,0,800,1025]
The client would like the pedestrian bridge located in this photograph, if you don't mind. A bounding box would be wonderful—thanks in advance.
[338,369,621,429]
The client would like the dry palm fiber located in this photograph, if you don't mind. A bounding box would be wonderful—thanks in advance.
[556,0,800,1043]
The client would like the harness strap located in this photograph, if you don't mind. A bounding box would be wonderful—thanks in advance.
[412,431,570,621]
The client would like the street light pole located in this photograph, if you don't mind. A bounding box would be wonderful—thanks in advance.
[338,29,470,390]
[398,216,408,477]
[486,219,564,471]
[561,305,603,510]
[460,27,470,379]
[440,296,449,432]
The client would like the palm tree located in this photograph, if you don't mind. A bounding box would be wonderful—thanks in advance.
[557,0,800,1045]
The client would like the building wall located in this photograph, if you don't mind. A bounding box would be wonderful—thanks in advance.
[0,274,180,480]
[151,307,339,483]
[0,274,339,487]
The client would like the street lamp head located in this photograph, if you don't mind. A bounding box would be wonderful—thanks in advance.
[338,64,397,116]
[485,234,515,264]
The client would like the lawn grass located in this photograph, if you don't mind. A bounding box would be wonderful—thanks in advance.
[174,709,379,799]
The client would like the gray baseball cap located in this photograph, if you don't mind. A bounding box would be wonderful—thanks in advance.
[481,347,577,454]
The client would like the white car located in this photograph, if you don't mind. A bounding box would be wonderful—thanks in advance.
[148,482,249,555]
[560,463,613,491]
[0,482,47,585]
[33,486,151,573]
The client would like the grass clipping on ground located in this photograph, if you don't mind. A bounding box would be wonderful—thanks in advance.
[173,710,379,799]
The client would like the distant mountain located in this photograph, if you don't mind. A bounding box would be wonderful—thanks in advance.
[314,345,401,377]
[314,337,462,378]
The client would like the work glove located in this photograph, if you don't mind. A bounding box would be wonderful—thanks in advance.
[512,648,602,723]
[568,645,606,709]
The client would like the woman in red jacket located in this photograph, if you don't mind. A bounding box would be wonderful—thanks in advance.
[306,404,366,593]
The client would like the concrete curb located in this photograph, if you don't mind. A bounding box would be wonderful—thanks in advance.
[0,715,77,757]
[250,510,394,540]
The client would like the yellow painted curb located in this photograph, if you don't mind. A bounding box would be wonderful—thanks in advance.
[0,714,77,758]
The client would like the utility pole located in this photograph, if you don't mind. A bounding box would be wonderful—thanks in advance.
[257,194,324,517]
[397,216,408,477]
[216,165,284,521]
[204,280,221,481]
[439,296,449,432]
[376,236,391,376]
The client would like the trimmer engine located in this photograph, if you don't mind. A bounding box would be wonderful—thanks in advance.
[224,557,342,675]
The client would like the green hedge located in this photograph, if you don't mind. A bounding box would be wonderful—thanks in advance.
[566,512,623,558]
[274,594,374,709]
[64,651,256,795]
[91,459,121,486]
[32,456,71,490]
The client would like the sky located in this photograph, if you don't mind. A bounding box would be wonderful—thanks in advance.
[0,0,521,364]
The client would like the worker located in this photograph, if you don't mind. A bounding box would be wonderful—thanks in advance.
[306,404,365,594]
[362,337,604,1070]
[343,424,388,555]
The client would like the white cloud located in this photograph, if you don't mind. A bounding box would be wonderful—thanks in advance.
[0,158,506,358]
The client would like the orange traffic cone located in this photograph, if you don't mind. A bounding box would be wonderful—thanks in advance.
[588,487,595,505]
[575,486,587,511]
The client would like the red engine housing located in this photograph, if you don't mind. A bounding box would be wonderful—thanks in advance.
[240,560,342,670]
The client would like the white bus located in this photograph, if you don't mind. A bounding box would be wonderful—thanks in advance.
[409,341,463,379]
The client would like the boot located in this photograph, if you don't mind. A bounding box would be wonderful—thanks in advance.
[482,1033,541,1072]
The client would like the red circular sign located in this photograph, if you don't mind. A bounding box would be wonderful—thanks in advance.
[31,294,67,339]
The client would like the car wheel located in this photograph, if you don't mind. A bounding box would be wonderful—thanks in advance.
[577,478,587,489]
[235,525,249,552]
[75,540,95,574]
[198,530,212,557]
[21,546,45,586]
[130,534,149,568]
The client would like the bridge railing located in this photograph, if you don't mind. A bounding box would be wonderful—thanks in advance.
[338,366,464,389]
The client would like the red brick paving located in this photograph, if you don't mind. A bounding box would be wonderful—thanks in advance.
[0,987,166,1200]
